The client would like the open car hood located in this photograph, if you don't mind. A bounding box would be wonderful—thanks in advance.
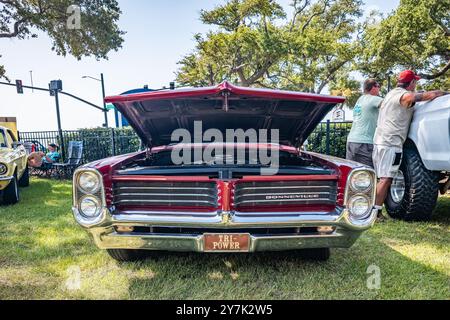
[105,81,345,148]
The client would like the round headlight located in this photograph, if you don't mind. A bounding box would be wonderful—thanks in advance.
[350,171,372,191]
[348,195,370,218]
[0,163,7,175]
[79,196,101,218]
[78,171,100,194]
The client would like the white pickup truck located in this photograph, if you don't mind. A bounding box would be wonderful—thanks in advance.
[385,94,450,221]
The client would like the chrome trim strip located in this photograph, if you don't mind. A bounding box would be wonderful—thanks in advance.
[0,176,13,182]
[235,198,334,204]
[114,186,214,191]
[235,186,334,191]
[235,191,332,198]
[74,207,377,231]
[115,193,217,198]
[113,199,217,205]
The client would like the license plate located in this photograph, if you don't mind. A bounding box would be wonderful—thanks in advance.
[204,233,250,252]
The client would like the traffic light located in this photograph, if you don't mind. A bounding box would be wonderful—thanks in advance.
[15,80,23,94]
[49,80,63,96]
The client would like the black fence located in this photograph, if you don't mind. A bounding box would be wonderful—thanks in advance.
[18,121,352,164]
[19,128,142,164]
[307,121,352,158]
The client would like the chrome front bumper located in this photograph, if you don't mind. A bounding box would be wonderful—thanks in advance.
[73,207,378,252]
[0,176,14,190]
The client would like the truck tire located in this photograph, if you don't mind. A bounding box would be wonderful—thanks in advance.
[106,249,149,262]
[385,145,440,221]
[18,166,30,187]
[2,173,20,205]
[300,248,330,261]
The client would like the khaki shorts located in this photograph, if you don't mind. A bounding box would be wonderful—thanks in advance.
[372,145,403,178]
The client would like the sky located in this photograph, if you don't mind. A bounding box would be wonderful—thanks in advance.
[0,0,399,132]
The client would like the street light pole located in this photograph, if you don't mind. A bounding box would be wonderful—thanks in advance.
[386,71,394,92]
[100,73,109,128]
[82,74,109,128]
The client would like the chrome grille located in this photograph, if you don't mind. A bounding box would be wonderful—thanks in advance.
[234,180,337,207]
[113,181,218,208]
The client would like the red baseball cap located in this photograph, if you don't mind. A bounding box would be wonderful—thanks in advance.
[398,70,421,83]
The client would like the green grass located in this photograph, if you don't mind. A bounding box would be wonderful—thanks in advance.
[0,178,449,300]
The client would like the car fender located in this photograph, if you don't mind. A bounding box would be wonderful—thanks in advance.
[408,95,450,171]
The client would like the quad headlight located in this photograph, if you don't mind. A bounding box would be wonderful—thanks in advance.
[78,171,101,194]
[0,163,7,175]
[345,169,376,224]
[350,171,372,191]
[73,169,106,226]
[79,196,101,218]
[348,195,371,218]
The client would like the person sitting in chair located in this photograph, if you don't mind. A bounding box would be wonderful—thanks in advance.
[28,143,61,168]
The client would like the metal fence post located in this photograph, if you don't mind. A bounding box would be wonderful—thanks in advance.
[111,128,116,156]
[326,120,331,155]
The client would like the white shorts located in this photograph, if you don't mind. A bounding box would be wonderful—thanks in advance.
[372,145,403,178]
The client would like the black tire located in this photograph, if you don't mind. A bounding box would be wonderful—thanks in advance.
[385,145,440,221]
[106,249,149,262]
[2,173,20,205]
[300,248,330,261]
[18,166,30,187]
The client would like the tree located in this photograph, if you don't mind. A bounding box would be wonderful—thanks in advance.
[0,0,125,78]
[176,0,365,94]
[359,0,449,88]
[329,74,361,108]
[176,0,288,87]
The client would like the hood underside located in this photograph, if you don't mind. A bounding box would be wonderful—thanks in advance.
[105,81,345,148]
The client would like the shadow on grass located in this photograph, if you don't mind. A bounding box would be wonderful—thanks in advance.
[122,233,449,299]
[0,179,448,299]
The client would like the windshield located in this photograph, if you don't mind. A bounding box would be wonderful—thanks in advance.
[0,130,7,148]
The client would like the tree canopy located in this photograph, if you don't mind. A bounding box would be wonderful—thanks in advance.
[176,0,365,95]
[360,0,449,89]
[0,0,125,79]
[176,0,449,99]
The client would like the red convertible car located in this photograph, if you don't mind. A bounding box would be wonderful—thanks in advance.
[72,82,377,261]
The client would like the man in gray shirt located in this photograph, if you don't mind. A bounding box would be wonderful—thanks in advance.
[373,70,446,213]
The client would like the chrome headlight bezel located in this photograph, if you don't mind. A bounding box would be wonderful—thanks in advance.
[347,194,371,218]
[345,168,377,223]
[73,168,106,227]
[77,171,101,194]
[350,171,373,192]
[78,195,102,218]
[0,163,7,175]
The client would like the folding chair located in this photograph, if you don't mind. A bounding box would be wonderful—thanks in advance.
[53,141,84,179]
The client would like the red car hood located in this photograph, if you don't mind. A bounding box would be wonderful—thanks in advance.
[105,81,345,148]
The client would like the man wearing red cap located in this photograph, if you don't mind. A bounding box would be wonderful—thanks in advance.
[372,70,446,216]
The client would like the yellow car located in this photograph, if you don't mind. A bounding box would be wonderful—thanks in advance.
[0,126,29,205]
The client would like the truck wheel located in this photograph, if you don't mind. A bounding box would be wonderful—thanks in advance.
[300,248,330,261]
[106,249,149,262]
[2,173,20,205]
[18,166,30,187]
[385,146,440,221]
